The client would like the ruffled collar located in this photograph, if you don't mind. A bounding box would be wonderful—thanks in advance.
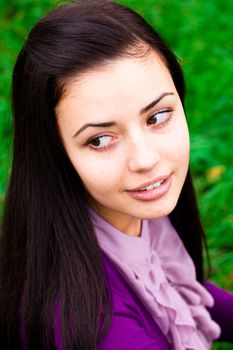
[90,209,221,350]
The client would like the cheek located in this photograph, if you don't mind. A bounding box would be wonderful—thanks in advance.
[178,129,190,169]
[71,154,123,195]
[168,117,190,167]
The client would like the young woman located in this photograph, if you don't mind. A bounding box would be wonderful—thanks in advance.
[0,1,232,349]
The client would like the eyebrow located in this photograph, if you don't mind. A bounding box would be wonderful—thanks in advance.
[140,92,174,114]
[73,91,174,138]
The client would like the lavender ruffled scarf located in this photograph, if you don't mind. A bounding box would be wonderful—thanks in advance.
[90,209,221,350]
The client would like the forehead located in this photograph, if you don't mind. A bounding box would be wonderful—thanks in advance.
[56,50,175,120]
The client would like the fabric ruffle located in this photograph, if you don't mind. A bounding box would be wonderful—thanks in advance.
[90,209,221,350]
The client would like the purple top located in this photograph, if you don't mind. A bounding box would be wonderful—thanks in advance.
[21,211,233,349]
[89,209,232,350]
[97,254,233,350]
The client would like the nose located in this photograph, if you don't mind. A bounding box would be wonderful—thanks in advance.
[127,132,160,172]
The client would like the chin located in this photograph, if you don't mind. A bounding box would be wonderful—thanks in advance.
[136,197,179,221]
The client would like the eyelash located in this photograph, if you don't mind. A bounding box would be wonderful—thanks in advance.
[86,108,174,151]
[86,134,117,152]
[147,108,173,128]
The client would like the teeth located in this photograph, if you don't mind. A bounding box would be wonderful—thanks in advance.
[141,180,164,191]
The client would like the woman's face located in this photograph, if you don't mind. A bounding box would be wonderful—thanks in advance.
[56,50,190,236]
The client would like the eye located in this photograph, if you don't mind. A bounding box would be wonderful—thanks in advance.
[147,109,172,126]
[87,135,114,150]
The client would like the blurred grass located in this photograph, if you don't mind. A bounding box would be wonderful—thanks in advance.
[0,1,233,348]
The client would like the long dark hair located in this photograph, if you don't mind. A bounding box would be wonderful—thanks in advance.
[0,1,205,349]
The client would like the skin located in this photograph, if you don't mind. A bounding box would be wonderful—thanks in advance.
[56,49,190,236]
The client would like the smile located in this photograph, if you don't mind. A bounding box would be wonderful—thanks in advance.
[126,175,172,201]
[139,179,165,191]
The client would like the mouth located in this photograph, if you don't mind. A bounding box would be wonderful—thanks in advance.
[139,179,165,191]
[128,175,169,192]
[126,175,172,201]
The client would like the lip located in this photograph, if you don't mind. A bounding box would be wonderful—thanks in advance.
[128,175,171,192]
[126,174,172,201]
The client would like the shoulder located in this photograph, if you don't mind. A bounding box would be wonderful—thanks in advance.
[205,280,233,342]
[98,253,169,350]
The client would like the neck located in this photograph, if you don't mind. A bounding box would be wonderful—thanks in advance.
[89,203,142,237]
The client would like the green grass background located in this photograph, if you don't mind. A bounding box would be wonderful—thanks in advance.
[0,1,233,348]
